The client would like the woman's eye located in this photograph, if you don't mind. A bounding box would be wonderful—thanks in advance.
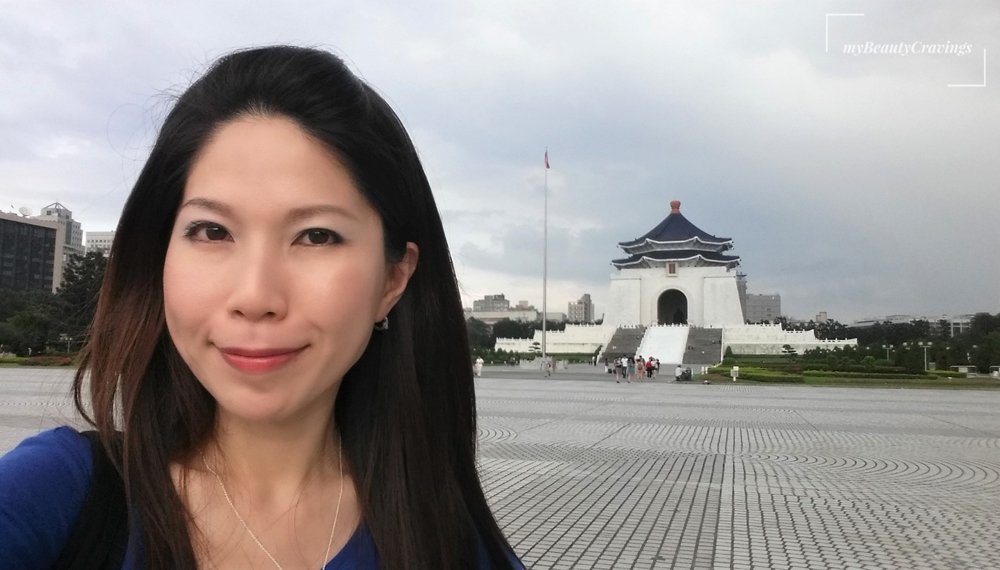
[183,222,231,242]
[297,229,342,246]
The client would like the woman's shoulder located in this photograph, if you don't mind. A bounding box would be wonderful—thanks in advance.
[0,425,92,483]
[0,426,94,568]
[0,426,92,482]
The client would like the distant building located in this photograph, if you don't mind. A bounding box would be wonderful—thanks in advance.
[464,292,566,325]
[568,293,594,323]
[494,198,858,357]
[33,202,84,281]
[0,211,64,292]
[606,200,744,327]
[473,294,510,312]
[850,315,917,327]
[946,315,973,337]
[815,311,829,323]
[465,309,538,325]
[850,314,976,338]
[85,230,115,255]
[744,293,782,323]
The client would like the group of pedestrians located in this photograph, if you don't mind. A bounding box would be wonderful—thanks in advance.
[606,355,659,383]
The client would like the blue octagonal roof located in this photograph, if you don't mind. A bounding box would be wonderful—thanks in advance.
[618,200,732,249]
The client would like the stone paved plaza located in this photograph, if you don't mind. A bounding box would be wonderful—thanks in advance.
[3,367,999,569]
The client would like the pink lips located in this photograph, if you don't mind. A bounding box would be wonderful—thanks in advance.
[218,346,306,373]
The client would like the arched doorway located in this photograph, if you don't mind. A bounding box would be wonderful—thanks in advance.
[657,289,688,325]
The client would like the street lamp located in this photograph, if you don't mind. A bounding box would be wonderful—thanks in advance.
[881,344,893,361]
[917,341,932,371]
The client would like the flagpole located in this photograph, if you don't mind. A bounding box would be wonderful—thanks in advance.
[542,148,548,372]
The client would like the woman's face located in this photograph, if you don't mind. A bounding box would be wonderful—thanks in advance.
[163,116,416,425]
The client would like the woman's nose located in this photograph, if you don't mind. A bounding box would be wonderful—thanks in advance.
[226,248,289,322]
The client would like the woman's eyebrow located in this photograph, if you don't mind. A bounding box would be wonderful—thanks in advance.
[177,199,358,223]
[285,204,359,223]
[179,197,232,216]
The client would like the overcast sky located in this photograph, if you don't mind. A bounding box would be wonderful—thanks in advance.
[2,1,997,323]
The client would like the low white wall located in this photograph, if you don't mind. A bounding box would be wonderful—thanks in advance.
[495,324,615,354]
[722,324,857,355]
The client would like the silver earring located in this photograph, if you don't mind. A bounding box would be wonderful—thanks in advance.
[374,316,389,331]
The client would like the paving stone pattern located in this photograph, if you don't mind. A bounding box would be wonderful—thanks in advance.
[475,373,1000,570]
[3,368,999,569]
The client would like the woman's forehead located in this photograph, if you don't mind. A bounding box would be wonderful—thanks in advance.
[181,117,376,223]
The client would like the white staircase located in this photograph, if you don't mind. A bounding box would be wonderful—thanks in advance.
[636,325,689,364]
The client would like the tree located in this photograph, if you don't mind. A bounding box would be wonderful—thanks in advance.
[934,319,952,343]
[465,318,493,350]
[814,319,847,340]
[56,251,108,340]
[969,313,1000,343]
[8,304,57,355]
[971,331,1000,373]
[532,320,566,332]
[0,288,61,355]
[492,318,534,340]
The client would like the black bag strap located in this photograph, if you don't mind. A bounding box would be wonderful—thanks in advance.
[53,430,129,570]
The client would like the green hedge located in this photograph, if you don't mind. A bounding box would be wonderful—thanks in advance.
[931,370,968,379]
[802,376,996,387]
[708,366,803,383]
[743,373,804,383]
[19,355,75,367]
[802,370,930,380]
[801,364,910,374]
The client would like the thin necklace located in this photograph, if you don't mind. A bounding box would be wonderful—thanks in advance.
[202,440,344,570]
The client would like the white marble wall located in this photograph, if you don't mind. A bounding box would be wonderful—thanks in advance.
[722,324,858,355]
[605,265,744,328]
[495,324,616,354]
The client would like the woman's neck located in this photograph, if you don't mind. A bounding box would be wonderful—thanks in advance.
[206,408,340,506]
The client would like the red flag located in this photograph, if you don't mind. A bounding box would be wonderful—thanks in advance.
[544,150,550,169]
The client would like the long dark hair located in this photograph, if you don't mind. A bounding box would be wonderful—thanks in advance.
[74,46,514,569]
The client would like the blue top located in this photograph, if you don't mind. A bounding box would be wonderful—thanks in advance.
[0,427,520,569]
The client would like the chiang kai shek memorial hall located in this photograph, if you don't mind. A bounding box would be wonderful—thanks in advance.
[495,200,856,366]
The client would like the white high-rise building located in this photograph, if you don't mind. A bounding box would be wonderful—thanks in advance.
[568,293,594,323]
[86,230,116,255]
[33,203,84,287]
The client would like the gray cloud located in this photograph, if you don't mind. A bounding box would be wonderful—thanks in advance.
[1,0,997,323]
